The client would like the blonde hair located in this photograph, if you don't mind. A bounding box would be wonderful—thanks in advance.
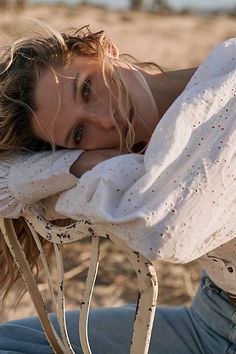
[0,24,160,302]
[0,217,53,304]
[0,25,132,153]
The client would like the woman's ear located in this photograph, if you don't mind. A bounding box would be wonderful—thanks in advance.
[108,40,119,59]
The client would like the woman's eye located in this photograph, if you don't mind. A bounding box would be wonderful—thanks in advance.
[82,79,91,103]
[74,126,84,144]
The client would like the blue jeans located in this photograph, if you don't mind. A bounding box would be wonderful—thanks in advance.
[1,274,236,354]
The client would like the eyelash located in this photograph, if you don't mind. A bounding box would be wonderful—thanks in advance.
[74,125,84,144]
[81,78,91,103]
[74,79,91,144]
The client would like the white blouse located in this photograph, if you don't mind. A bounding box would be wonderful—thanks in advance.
[55,39,236,292]
[0,39,236,294]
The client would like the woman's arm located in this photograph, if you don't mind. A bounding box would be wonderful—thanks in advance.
[70,149,121,177]
[0,147,121,219]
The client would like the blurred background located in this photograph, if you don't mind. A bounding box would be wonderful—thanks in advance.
[0,0,235,322]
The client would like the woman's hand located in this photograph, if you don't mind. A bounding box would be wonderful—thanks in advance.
[70,149,120,177]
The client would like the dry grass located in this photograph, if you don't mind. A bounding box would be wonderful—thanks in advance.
[0,3,234,322]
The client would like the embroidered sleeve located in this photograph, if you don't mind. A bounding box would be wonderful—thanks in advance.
[0,149,82,218]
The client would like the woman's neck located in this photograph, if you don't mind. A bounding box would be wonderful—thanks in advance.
[143,67,197,123]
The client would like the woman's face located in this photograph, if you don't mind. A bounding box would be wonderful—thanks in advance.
[33,55,158,150]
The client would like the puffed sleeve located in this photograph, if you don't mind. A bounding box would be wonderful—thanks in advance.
[55,39,236,263]
[0,149,82,219]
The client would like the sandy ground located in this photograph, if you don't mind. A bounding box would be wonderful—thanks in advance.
[0,4,235,322]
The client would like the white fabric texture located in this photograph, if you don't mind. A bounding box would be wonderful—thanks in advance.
[55,39,236,265]
[0,39,236,294]
[0,149,81,218]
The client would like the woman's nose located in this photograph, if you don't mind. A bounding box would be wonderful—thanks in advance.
[90,111,115,130]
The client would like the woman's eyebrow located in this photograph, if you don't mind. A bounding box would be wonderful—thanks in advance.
[72,73,80,101]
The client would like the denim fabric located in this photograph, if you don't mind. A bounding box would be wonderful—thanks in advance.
[1,275,236,354]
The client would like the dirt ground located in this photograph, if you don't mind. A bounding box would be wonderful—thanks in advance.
[0,3,235,322]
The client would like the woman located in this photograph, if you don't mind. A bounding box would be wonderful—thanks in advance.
[0,25,236,354]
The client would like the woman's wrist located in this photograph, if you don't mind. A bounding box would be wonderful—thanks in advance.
[69,149,120,178]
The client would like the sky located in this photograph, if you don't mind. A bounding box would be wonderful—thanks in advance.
[75,0,236,10]
[30,0,236,11]
[168,0,236,11]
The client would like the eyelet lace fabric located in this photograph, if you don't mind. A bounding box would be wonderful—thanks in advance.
[55,39,236,265]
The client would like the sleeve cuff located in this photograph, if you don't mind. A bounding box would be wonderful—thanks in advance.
[7,149,83,206]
